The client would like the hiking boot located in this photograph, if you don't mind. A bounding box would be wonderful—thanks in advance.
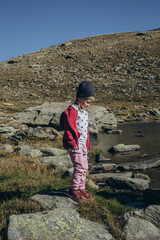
[69,188,86,202]
[79,189,94,201]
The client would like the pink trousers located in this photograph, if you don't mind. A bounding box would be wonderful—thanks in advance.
[68,150,88,191]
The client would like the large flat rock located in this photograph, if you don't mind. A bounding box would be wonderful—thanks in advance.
[108,144,140,153]
[30,190,78,210]
[118,158,160,171]
[90,172,133,182]
[123,205,160,240]
[123,216,160,240]
[8,191,115,240]
[8,209,114,240]
[105,176,149,191]
[15,102,68,128]
[15,102,117,131]
[36,155,72,170]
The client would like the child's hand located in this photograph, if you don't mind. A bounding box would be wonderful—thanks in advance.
[73,146,78,150]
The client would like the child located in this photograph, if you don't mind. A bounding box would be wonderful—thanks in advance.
[60,81,95,202]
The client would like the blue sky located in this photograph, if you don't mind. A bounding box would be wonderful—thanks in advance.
[0,0,159,62]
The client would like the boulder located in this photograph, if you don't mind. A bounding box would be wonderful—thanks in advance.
[0,126,16,137]
[95,154,111,163]
[15,102,68,128]
[90,172,133,183]
[8,209,115,240]
[39,147,67,156]
[101,124,115,131]
[124,205,160,228]
[29,149,43,158]
[15,102,117,132]
[118,158,160,171]
[89,163,117,173]
[8,191,115,240]
[37,155,72,170]
[105,176,149,191]
[0,144,14,153]
[86,178,99,189]
[107,130,122,134]
[26,127,56,139]
[108,144,140,153]
[123,216,160,240]
[132,173,151,183]
[141,205,160,227]
[30,190,78,210]
[86,106,117,132]
[18,145,43,158]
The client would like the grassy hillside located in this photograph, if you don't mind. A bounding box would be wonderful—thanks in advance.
[0,29,160,116]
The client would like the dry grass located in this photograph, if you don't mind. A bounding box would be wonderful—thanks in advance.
[0,152,70,240]
[0,149,135,240]
[0,135,135,240]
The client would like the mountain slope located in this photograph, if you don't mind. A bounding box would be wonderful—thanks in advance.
[0,29,160,118]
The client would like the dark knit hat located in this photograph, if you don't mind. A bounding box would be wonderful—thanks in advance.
[76,81,95,98]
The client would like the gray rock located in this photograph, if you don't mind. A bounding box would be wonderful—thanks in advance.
[15,102,68,128]
[0,126,16,137]
[117,119,125,123]
[101,124,115,132]
[90,172,133,183]
[124,205,160,227]
[105,176,149,191]
[123,216,160,240]
[114,66,122,72]
[29,149,43,158]
[19,145,43,158]
[19,144,34,155]
[0,144,14,153]
[39,147,67,156]
[95,154,111,163]
[37,155,72,170]
[132,173,151,183]
[141,205,160,227]
[15,102,117,132]
[109,144,140,153]
[86,178,99,189]
[26,127,56,139]
[61,41,72,47]
[30,190,78,210]
[8,196,115,240]
[107,130,122,134]
[118,158,160,171]
[89,163,117,173]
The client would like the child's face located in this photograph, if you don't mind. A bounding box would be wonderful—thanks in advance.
[79,97,95,110]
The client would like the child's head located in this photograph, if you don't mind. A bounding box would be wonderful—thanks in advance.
[78,96,95,110]
[76,81,95,109]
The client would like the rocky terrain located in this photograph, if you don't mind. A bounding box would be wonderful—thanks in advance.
[0,102,159,239]
[0,29,160,240]
[0,28,160,122]
[7,191,160,240]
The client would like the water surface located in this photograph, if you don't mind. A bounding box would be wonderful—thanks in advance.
[90,122,160,188]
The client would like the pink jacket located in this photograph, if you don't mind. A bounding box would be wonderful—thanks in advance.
[60,105,91,150]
